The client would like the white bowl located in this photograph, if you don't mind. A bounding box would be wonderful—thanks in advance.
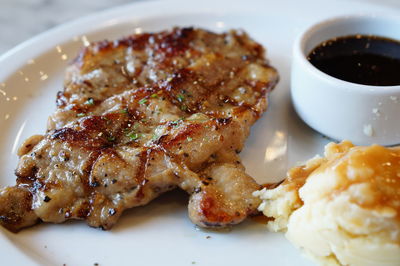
[291,15,400,146]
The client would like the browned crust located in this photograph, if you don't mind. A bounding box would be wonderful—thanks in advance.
[1,27,278,232]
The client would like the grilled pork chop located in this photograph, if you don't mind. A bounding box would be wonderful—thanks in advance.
[0,28,278,232]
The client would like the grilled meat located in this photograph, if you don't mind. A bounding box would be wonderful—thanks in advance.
[0,27,278,232]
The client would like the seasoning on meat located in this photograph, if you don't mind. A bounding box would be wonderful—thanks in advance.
[0,27,278,232]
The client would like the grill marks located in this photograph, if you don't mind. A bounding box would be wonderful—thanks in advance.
[134,149,153,200]
[0,28,279,232]
[91,27,194,56]
[51,112,139,149]
[27,115,237,223]
[154,27,195,56]
[56,27,275,128]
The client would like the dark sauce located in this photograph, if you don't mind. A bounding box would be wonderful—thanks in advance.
[307,35,400,86]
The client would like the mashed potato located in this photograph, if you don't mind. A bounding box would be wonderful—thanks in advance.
[254,141,400,266]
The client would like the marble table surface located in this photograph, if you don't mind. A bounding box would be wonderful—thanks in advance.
[0,0,399,55]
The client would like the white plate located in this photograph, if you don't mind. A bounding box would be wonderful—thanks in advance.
[0,0,398,265]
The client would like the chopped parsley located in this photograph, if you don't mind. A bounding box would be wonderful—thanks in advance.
[127,132,141,141]
[187,137,193,141]
[84,98,94,105]
[150,93,158,98]
[76,113,86,117]
[120,108,129,114]
[107,136,116,142]
[139,98,147,105]
[177,94,185,102]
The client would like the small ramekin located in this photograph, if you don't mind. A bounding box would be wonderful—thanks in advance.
[291,15,400,146]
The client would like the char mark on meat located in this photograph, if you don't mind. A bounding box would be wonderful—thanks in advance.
[0,27,278,232]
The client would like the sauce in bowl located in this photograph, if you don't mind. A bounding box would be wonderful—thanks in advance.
[307,35,400,86]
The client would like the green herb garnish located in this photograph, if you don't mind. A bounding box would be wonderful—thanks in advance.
[76,113,86,117]
[187,137,193,141]
[139,98,147,105]
[120,108,129,114]
[127,132,141,141]
[177,94,185,102]
[107,136,116,142]
[151,93,158,98]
